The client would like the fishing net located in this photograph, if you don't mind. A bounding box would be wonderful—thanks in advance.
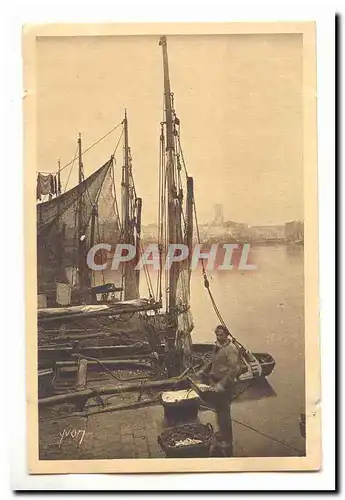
[37,158,120,297]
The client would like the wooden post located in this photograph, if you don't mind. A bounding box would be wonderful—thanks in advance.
[59,324,66,337]
[76,358,88,390]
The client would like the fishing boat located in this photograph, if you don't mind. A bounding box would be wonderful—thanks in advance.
[36,110,156,307]
[37,108,162,326]
[37,36,275,412]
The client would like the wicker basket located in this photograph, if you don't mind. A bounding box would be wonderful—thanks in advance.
[158,422,214,458]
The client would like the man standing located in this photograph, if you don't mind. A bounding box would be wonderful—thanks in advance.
[197,324,241,455]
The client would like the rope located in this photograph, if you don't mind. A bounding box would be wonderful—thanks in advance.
[177,134,246,352]
[110,158,122,233]
[112,128,124,163]
[63,144,79,193]
[39,121,123,175]
[200,403,303,455]
[72,353,151,382]
[139,242,155,300]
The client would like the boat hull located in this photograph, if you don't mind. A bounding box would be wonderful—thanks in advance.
[191,343,275,379]
[38,341,275,401]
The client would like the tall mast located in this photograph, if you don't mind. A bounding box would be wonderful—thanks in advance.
[159,35,178,331]
[77,133,86,302]
[57,159,61,195]
[135,197,142,292]
[123,110,130,247]
[89,203,98,302]
[185,176,194,293]
[56,159,61,225]
[122,110,138,299]
[56,159,62,276]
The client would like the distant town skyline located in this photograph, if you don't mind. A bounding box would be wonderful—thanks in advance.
[141,215,304,228]
[139,218,303,245]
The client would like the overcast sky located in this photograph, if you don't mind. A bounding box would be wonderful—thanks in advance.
[36,33,303,225]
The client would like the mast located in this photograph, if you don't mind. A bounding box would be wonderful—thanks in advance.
[56,159,61,227]
[135,197,142,292]
[159,36,178,335]
[56,159,62,277]
[57,159,61,196]
[123,110,130,250]
[185,176,194,293]
[89,204,98,302]
[77,133,86,302]
[122,110,138,299]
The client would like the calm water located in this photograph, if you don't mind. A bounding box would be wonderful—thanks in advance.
[101,244,305,456]
[190,244,305,455]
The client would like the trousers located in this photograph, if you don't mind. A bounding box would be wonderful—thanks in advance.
[214,393,233,453]
[201,374,234,454]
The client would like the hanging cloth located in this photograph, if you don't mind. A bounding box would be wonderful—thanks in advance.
[36,173,55,200]
[50,175,55,195]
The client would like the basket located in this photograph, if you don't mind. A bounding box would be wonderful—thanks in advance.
[158,422,214,458]
[160,389,201,422]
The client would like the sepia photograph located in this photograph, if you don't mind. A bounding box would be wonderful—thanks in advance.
[24,22,320,474]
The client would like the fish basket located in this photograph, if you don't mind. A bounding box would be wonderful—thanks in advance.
[160,389,200,422]
[158,422,214,458]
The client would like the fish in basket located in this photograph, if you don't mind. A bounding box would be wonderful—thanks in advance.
[158,422,214,458]
[185,378,220,407]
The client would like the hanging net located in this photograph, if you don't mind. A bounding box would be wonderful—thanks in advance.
[37,158,120,300]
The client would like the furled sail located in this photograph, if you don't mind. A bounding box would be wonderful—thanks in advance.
[158,36,194,373]
[121,112,141,301]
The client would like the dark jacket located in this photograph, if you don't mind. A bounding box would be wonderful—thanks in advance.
[202,339,240,391]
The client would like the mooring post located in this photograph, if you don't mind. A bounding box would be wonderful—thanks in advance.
[76,358,88,390]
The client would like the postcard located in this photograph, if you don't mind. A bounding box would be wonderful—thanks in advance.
[24,22,320,474]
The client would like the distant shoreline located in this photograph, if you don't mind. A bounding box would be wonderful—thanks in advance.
[139,239,303,246]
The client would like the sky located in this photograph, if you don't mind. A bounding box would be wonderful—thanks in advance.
[36,33,303,226]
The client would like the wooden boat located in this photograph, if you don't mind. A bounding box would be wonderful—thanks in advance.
[36,111,152,309]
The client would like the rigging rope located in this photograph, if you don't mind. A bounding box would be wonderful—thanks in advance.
[63,144,79,193]
[139,242,155,300]
[72,353,151,382]
[110,157,122,233]
[199,403,303,455]
[177,135,246,352]
[112,127,124,161]
[39,121,123,175]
